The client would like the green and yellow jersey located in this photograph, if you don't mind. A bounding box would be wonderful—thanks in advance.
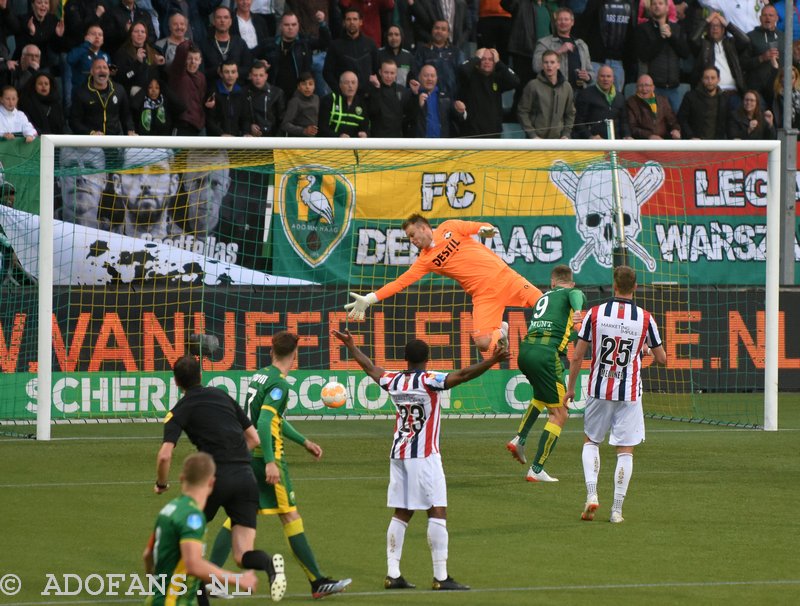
[523,286,586,353]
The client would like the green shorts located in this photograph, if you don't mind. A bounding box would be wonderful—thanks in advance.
[251,456,297,515]
[518,343,565,408]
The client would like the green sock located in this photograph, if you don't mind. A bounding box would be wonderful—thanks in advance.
[532,421,562,473]
[209,523,232,567]
[284,518,323,581]
[516,400,544,445]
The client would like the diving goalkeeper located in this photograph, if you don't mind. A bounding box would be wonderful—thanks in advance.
[345,214,543,351]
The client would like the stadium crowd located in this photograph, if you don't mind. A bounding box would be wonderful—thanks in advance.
[0,0,796,139]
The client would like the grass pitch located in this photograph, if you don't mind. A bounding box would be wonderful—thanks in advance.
[1,397,799,605]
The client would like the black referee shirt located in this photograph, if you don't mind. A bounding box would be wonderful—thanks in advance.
[163,385,252,465]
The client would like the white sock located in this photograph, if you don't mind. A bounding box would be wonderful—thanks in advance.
[427,517,448,581]
[386,517,408,578]
[582,442,600,497]
[613,453,633,512]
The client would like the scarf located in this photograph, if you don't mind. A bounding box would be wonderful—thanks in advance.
[646,96,657,114]
[598,82,616,105]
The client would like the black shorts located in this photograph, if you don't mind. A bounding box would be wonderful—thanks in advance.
[204,463,259,529]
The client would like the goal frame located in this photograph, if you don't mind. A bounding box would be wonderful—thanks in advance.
[36,136,782,439]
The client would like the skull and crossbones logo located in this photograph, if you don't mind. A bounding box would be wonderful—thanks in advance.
[550,160,663,273]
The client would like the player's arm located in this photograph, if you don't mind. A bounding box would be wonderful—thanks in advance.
[256,409,281,484]
[346,260,429,320]
[332,328,385,382]
[180,540,258,590]
[283,420,323,460]
[563,338,590,404]
[455,219,497,238]
[569,289,587,336]
[143,532,155,575]
[244,426,260,450]
[444,345,511,389]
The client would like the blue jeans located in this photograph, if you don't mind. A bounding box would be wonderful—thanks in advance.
[656,86,683,113]
[312,51,330,97]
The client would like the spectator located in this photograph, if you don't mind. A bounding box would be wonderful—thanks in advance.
[339,0,394,47]
[773,66,800,128]
[7,44,42,91]
[264,11,330,100]
[130,77,182,135]
[456,47,519,138]
[635,0,690,112]
[205,60,250,136]
[577,0,635,91]
[167,40,206,135]
[573,64,631,138]
[412,20,465,97]
[156,12,190,67]
[407,64,464,138]
[66,24,110,96]
[626,73,680,139]
[476,0,512,64]
[19,72,65,134]
[285,0,341,96]
[102,0,154,55]
[0,85,37,142]
[690,11,748,108]
[408,0,471,52]
[114,20,165,96]
[200,6,252,85]
[323,8,378,94]
[774,0,800,42]
[318,70,369,137]
[517,49,574,139]
[63,0,105,50]
[280,71,319,136]
[534,7,594,92]
[698,0,767,35]
[368,58,412,137]
[636,0,678,25]
[70,57,136,135]
[742,4,783,106]
[246,60,285,137]
[9,0,65,74]
[727,89,775,139]
[677,65,727,139]
[378,25,413,87]
[249,0,282,36]
[231,0,272,58]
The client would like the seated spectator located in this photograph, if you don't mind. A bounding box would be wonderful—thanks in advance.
[6,44,43,92]
[318,70,369,137]
[742,4,783,106]
[168,41,206,135]
[378,25,413,87]
[412,20,464,97]
[773,66,800,128]
[677,65,727,139]
[70,57,136,135]
[626,74,680,139]
[114,20,165,96]
[280,71,319,136]
[407,64,464,137]
[517,49,575,139]
[573,64,631,138]
[727,89,775,139]
[246,60,285,137]
[10,0,65,74]
[67,24,110,95]
[205,60,250,136]
[130,77,183,135]
[368,58,412,137]
[19,72,65,134]
[0,85,37,142]
[456,47,519,138]
[156,12,191,67]
[533,7,594,92]
[690,12,749,108]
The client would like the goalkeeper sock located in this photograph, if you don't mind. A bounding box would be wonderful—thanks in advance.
[387,517,408,578]
[427,518,449,581]
[209,519,232,567]
[532,421,561,473]
[612,453,633,512]
[516,399,544,445]
[283,517,323,582]
[582,442,600,497]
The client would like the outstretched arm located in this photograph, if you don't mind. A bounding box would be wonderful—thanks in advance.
[444,345,510,389]
[331,329,385,382]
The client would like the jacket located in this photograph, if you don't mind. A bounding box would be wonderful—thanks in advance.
[533,35,595,87]
[635,19,690,89]
[726,108,776,140]
[407,86,462,137]
[690,20,749,92]
[456,56,520,137]
[168,40,207,130]
[409,0,471,50]
[517,70,575,138]
[263,27,331,97]
[281,90,319,136]
[323,33,379,94]
[318,92,369,136]
[500,0,558,57]
[367,81,412,137]
[246,83,286,136]
[626,93,680,139]
[573,83,630,138]
[69,79,134,134]
[205,80,250,136]
[676,85,727,139]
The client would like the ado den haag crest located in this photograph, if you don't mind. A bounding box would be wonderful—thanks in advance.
[549,160,663,273]
[278,165,355,267]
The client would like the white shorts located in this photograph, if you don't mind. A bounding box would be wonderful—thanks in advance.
[387,453,447,510]
[583,396,645,447]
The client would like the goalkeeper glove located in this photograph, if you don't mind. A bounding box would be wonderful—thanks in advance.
[478,225,497,238]
[344,292,378,321]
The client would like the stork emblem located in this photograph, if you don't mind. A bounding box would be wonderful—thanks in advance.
[277,165,355,267]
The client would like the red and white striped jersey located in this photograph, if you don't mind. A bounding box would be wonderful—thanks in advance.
[379,369,449,460]
[578,298,662,402]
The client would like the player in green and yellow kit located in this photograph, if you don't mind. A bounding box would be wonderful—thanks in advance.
[144,452,257,606]
[209,332,351,600]
[507,265,586,482]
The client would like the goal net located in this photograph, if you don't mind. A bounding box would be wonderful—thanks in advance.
[0,137,783,439]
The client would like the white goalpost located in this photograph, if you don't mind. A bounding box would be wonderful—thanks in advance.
[30,136,781,440]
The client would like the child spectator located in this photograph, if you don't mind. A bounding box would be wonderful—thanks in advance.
[246,60,285,137]
[280,72,319,136]
[131,77,182,135]
[0,85,37,142]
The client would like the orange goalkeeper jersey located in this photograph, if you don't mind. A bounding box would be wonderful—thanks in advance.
[375,220,515,300]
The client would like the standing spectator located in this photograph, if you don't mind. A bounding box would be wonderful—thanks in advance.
[246,60,285,137]
[677,65,727,139]
[368,58,412,137]
[742,4,783,106]
[698,0,767,36]
[9,0,65,74]
[63,0,105,50]
[772,66,800,128]
[6,44,42,91]
[517,49,575,138]
[727,89,775,139]
[456,47,519,137]
[626,73,681,139]
[323,8,378,94]
[156,12,190,67]
[280,71,319,136]
[168,40,206,135]
[573,64,629,138]
[200,6,252,85]
[407,63,463,137]
[285,0,341,97]
[0,85,37,141]
[339,0,395,47]
[231,0,272,59]
[690,11,748,109]
[332,328,510,591]
[249,0,282,36]
[66,24,110,95]
[19,72,65,134]
[412,20,464,96]
[564,265,667,524]
[70,57,136,135]
[534,7,594,92]
[101,0,154,55]
[378,24,413,86]
[476,0,512,64]
[577,0,635,92]
[130,76,182,135]
[205,60,250,136]
[113,20,165,96]
[408,0,471,52]
[265,11,330,100]
[318,70,369,136]
[635,0,690,112]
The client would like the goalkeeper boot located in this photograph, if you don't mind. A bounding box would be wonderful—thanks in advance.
[526,468,559,482]
[506,435,526,464]
[498,321,509,350]
[385,575,416,590]
[311,577,351,599]
[581,495,600,521]
[432,576,470,591]
[609,510,625,524]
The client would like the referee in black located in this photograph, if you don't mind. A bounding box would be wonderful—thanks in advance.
[154,355,287,602]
